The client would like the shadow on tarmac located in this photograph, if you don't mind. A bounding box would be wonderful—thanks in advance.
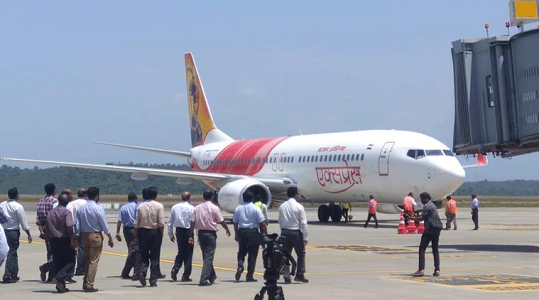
[439,244,539,253]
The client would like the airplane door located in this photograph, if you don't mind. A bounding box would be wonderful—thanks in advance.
[379,142,394,176]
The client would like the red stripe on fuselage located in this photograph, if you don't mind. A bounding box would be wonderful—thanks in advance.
[202,137,289,176]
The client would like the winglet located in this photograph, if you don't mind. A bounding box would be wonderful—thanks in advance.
[477,153,487,166]
[462,153,488,169]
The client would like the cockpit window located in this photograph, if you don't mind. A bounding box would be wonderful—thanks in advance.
[407,149,427,159]
[426,150,443,156]
[443,150,454,156]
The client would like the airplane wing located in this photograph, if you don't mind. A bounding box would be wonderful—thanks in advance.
[0,157,295,190]
[0,157,228,182]
[93,142,191,158]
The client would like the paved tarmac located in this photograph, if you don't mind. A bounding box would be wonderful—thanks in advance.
[2,205,539,299]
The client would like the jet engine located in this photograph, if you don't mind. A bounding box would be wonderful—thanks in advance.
[217,178,272,213]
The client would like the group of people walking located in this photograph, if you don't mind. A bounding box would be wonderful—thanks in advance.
[0,183,311,293]
[0,181,485,292]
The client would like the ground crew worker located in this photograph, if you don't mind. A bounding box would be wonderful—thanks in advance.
[254,195,268,225]
[363,195,378,228]
[403,192,416,226]
[444,195,457,230]
[340,202,351,222]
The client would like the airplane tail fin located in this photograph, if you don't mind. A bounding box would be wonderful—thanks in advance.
[185,53,233,147]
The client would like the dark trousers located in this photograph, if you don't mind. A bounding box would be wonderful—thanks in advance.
[138,228,163,285]
[236,228,260,276]
[75,235,85,274]
[472,208,479,229]
[121,227,138,277]
[364,213,378,227]
[198,230,217,284]
[172,227,193,278]
[445,213,457,229]
[281,229,306,279]
[418,232,440,271]
[3,229,20,280]
[50,237,76,283]
[41,237,55,280]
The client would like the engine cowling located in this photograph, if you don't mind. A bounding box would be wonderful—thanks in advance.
[217,178,272,213]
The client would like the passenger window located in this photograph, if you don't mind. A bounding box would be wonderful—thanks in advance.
[329,155,332,162]
[307,156,310,163]
[338,155,341,161]
[361,154,364,161]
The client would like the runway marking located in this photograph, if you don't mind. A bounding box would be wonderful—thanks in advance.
[23,239,263,276]
[393,274,539,292]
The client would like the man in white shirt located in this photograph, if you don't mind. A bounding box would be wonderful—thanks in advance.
[168,191,195,282]
[66,188,87,276]
[1,188,32,283]
[278,187,308,284]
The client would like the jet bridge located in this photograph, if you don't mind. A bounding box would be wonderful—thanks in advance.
[452,28,539,157]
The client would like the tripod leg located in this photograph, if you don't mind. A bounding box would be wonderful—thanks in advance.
[254,286,267,300]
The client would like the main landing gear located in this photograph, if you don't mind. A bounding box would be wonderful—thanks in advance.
[317,203,346,223]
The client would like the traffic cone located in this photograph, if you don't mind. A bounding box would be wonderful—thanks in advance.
[407,219,417,234]
[398,213,407,234]
[417,220,425,234]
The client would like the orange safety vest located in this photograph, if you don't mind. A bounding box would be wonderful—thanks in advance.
[368,199,377,214]
[403,196,414,213]
[446,199,457,214]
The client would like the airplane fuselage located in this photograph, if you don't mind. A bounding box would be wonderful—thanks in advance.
[190,129,465,205]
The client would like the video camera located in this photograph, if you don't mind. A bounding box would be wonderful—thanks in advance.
[254,233,296,300]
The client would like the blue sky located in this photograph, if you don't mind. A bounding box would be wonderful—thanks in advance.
[0,1,535,181]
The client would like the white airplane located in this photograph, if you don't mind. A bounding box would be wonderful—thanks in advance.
[1,53,467,222]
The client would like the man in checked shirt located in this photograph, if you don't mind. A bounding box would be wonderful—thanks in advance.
[36,183,58,282]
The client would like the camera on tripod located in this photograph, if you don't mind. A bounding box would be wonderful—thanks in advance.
[255,233,296,300]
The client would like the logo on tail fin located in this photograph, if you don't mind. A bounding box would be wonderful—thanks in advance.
[185,53,217,147]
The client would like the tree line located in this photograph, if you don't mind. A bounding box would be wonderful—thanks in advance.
[0,163,538,196]
[0,163,207,195]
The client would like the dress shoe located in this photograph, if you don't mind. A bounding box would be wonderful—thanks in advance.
[235,267,243,281]
[246,276,257,282]
[150,282,157,287]
[74,271,85,276]
[83,287,99,293]
[294,276,309,283]
[56,281,69,293]
[2,278,17,284]
[412,269,424,277]
[198,281,212,286]
[181,277,192,282]
[66,278,77,283]
[210,275,217,284]
[39,265,47,282]
[121,275,132,280]
[433,270,440,277]
[139,273,146,287]
[283,278,291,284]
[171,271,177,282]
[158,274,166,279]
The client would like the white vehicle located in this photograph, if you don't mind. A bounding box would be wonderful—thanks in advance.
[1,53,466,222]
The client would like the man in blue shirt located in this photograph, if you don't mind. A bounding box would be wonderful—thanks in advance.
[76,187,114,292]
[471,194,479,230]
[116,192,138,279]
[233,191,267,282]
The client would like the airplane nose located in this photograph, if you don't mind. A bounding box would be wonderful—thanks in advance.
[436,160,466,192]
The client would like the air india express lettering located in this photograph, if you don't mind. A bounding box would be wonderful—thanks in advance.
[315,162,362,193]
